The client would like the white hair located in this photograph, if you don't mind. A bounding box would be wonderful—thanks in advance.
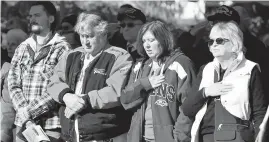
[6,28,28,42]
[210,21,246,54]
[74,12,108,36]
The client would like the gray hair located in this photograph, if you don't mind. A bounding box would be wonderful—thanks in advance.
[6,28,28,42]
[210,21,246,54]
[74,12,108,36]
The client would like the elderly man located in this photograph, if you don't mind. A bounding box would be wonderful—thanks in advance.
[7,2,70,142]
[47,12,133,142]
[117,6,146,61]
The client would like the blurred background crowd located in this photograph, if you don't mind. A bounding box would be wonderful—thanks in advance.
[2,0,269,76]
[1,1,269,47]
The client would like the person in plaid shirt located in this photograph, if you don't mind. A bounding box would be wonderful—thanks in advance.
[7,2,70,142]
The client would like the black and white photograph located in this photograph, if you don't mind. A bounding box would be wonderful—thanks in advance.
[1,1,269,142]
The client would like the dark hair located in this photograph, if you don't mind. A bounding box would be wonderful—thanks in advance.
[31,1,57,32]
[61,14,78,27]
[119,4,133,9]
[7,6,21,18]
[136,21,175,62]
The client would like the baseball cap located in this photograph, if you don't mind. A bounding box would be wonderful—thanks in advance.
[207,5,240,24]
[61,14,78,27]
[117,7,146,23]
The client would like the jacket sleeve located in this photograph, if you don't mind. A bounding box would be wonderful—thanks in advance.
[26,45,70,119]
[83,51,133,109]
[181,65,208,118]
[173,57,197,142]
[120,62,153,110]
[249,66,268,138]
[7,44,28,111]
[47,49,73,104]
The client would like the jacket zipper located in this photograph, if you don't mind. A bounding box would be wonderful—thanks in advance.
[140,98,146,142]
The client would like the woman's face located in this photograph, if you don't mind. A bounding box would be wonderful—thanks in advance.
[208,29,234,60]
[142,31,162,60]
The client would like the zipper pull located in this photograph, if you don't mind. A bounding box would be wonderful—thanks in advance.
[217,124,223,131]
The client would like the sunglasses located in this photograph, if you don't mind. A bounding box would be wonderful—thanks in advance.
[208,38,230,46]
[120,23,142,28]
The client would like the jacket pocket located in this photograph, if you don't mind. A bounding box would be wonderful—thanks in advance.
[215,130,236,141]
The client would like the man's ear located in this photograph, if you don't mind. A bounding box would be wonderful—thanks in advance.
[49,16,55,24]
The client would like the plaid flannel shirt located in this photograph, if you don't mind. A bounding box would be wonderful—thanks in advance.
[8,33,70,129]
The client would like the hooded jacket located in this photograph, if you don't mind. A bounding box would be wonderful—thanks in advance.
[121,51,196,142]
[8,32,70,128]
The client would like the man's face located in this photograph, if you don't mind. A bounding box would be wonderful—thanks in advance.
[120,18,143,43]
[248,16,264,36]
[29,5,52,34]
[79,28,107,56]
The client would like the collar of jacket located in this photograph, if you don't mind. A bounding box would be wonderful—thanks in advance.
[212,52,252,78]
[79,43,111,61]
[24,32,67,51]
[134,50,184,74]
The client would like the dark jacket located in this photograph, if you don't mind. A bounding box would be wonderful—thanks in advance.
[47,45,133,141]
[121,51,196,142]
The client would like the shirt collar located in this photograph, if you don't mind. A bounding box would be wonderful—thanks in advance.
[85,51,103,60]
[32,32,53,46]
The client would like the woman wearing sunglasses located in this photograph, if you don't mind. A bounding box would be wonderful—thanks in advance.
[120,21,197,142]
[182,21,267,142]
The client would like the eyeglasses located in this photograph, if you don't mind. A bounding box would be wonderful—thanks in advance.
[208,38,230,46]
[120,23,142,28]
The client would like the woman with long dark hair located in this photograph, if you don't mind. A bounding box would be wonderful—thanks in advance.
[121,21,196,142]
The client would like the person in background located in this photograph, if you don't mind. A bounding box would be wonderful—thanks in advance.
[232,6,269,102]
[171,28,196,59]
[182,21,267,142]
[121,21,196,142]
[117,6,146,61]
[1,29,28,87]
[47,12,133,142]
[5,17,28,34]
[1,32,11,66]
[59,14,81,49]
[107,4,133,50]
[1,28,28,142]
[7,2,70,142]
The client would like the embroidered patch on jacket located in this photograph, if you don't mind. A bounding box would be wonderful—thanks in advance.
[94,68,107,75]
[155,99,168,107]
[120,66,130,73]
